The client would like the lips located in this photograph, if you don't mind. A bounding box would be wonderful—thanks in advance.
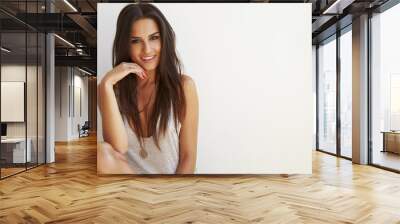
[141,55,156,62]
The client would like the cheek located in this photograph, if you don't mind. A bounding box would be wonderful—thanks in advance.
[153,42,162,54]
[129,46,140,61]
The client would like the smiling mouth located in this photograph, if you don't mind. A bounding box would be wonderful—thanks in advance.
[141,55,156,62]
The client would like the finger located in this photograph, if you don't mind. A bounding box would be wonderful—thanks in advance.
[136,72,144,80]
[123,62,135,67]
[139,72,145,80]
[125,64,138,71]
[141,71,147,79]
[127,65,144,76]
[129,62,143,69]
[127,62,144,72]
[128,68,144,79]
[137,67,146,76]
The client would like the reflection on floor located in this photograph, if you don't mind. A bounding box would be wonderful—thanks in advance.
[0,163,42,178]
[0,135,400,223]
[373,150,400,171]
[0,167,25,177]
[341,147,352,158]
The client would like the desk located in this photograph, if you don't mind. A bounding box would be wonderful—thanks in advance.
[1,138,31,163]
[381,131,400,154]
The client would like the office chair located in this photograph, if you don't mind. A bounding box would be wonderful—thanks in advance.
[78,121,90,138]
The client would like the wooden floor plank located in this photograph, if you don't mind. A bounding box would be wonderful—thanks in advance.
[0,134,400,223]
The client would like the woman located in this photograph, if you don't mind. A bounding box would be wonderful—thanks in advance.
[98,3,199,174]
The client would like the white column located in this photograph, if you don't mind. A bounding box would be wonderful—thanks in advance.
[46,1,56,163]
[46,33,55,163]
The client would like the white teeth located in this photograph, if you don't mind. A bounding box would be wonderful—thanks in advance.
[142,56,155,60]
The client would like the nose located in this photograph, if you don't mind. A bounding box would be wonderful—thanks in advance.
[143,40,152,55]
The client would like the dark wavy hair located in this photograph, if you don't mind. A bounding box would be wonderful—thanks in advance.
[112,3,186,157]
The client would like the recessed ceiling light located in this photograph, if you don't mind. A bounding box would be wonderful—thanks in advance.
[1,47,11,53]
[322,0,354,15]
[63,0,78,12]
[54,34,75,48]
[77,67,93,76]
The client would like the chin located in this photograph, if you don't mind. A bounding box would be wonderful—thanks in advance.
[141,62,158,72]
[143,66,157,72]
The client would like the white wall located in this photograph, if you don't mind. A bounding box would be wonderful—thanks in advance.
[1,65,26,139]
[98,3,312,174]
[1,68,25,123]
[1,65,33,137]
[1,63,46,163]
[1,82,24,123]
[55,66,69,141]
[54,67,89,141]
[72,72,89,138]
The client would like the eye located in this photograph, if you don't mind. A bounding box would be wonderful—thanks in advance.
[150,35,160,41]
[131,39,140,44]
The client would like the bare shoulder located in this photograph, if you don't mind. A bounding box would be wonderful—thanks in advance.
[181,74,195,85]
[181,74,197,91]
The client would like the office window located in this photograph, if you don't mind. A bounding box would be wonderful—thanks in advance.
[318,36,337,154]
[340,28,352,158]
[371,3,400,171]
[313,45,317,150]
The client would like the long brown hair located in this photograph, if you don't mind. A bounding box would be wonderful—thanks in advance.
[112,3,186,157]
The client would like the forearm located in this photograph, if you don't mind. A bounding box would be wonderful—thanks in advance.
[175,154,196,174]
[99,80,128,153]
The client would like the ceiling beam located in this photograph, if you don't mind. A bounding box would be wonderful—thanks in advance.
[67,13,97,39]
[55,55,96,72]
[322,0,356,14]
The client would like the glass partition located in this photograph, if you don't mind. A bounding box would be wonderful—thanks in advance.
[38,32,45,165]
[317,36,337,155]
[27,30,38,169]
[1,31,28,178]
[0,0,46,179]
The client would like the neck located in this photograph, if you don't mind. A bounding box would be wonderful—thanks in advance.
[138,69,156,88]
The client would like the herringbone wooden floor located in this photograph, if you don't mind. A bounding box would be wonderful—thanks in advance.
[1,134,400,224]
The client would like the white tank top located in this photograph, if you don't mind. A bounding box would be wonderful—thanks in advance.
[123,112,181,174]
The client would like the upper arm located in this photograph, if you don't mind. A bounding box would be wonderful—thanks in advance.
[179,75,199,159]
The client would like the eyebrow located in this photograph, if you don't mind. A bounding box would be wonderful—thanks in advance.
[131,32,160,39]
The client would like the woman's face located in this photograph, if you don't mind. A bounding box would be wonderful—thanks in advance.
[129,18,161,72]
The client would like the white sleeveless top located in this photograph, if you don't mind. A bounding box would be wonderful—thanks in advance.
[123,113,181,174]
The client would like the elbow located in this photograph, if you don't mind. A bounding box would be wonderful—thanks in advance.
[102,129,129,154]
[104,139,128,154]
[114,143,129,154]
